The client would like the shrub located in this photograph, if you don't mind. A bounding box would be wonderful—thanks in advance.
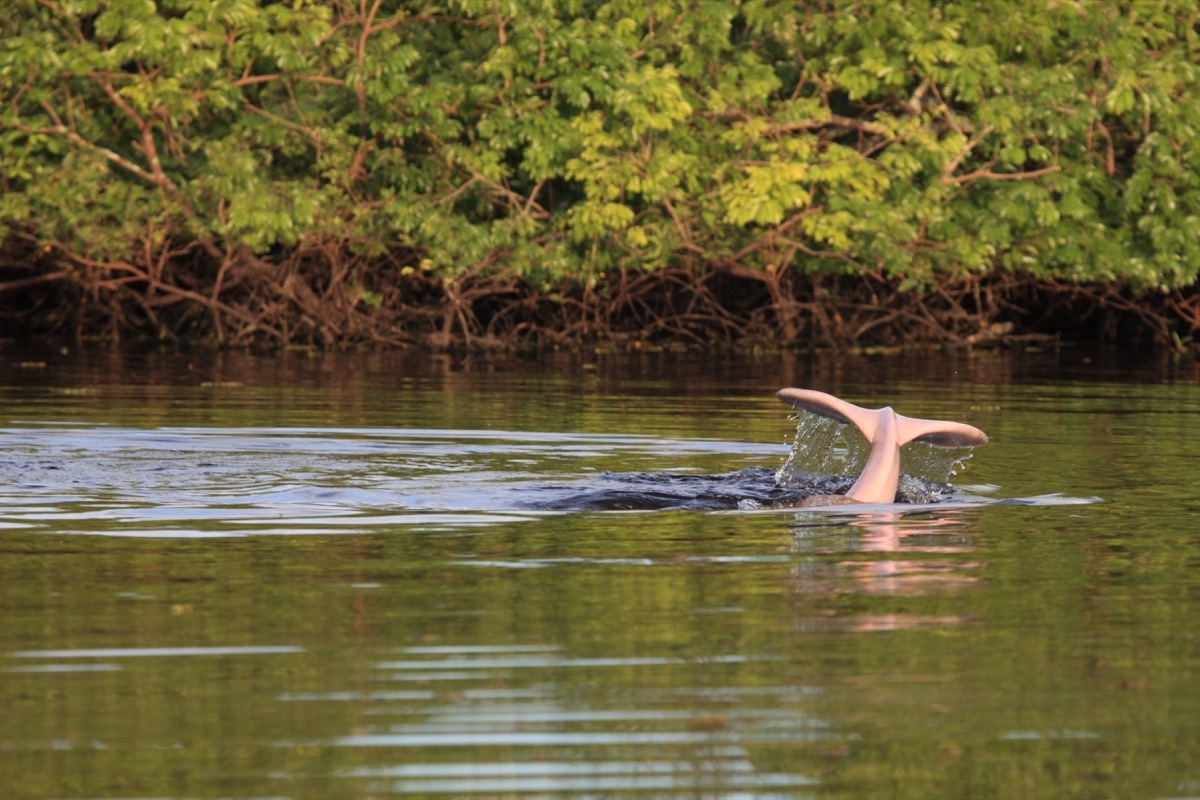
[2,0,1198,344]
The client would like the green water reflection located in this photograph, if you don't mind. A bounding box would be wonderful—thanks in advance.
[1,346,1198,799]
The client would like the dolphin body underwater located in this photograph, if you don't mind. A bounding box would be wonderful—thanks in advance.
[776,388,988,506]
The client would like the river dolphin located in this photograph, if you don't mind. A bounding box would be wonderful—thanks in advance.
[777,388,988,506]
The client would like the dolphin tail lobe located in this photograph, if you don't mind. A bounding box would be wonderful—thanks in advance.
[775,388,885,441]
[894,414,988,448]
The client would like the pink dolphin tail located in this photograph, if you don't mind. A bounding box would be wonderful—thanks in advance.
[777,388,988,504]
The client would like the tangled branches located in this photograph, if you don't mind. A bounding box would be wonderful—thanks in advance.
[2,244,1196,353]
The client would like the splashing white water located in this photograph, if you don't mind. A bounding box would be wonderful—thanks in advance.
[775,413,867,488]
[775,412,978,503]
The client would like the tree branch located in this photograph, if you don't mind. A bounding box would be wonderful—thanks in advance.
[0,270,70,293]
[942,164,1062,185]
[939,124,993,183]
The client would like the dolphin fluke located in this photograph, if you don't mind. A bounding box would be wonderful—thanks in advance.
[777,388,987,504]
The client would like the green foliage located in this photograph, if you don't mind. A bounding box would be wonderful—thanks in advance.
[2,0,1199,320]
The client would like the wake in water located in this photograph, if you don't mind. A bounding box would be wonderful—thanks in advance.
[521,467,961,511]
[0,421,1092,537]
[524,413,977,512]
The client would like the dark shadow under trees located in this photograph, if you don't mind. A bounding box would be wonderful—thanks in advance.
[1,248,1195,353]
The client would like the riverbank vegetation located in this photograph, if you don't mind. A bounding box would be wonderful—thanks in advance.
[2,0,1198,350]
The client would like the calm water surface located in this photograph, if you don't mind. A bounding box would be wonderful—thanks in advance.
[1,346,1198,799]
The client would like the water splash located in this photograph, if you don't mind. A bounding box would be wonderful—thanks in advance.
[775,413,979,504]
[902,439,976,484]
[774,414,868,489]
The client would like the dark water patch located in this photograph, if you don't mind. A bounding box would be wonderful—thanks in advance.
[522,467,806,510]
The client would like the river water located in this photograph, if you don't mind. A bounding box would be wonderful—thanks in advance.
[1,346,1197,799]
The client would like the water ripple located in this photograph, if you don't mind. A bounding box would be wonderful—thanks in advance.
[0,424,1088,540]
[268,643,839,796]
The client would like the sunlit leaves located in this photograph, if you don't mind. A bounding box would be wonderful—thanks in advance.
[721,162,813,227]
[2,0,1200,295]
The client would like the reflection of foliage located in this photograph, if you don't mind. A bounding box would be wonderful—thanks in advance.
[2,0,1199,345]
